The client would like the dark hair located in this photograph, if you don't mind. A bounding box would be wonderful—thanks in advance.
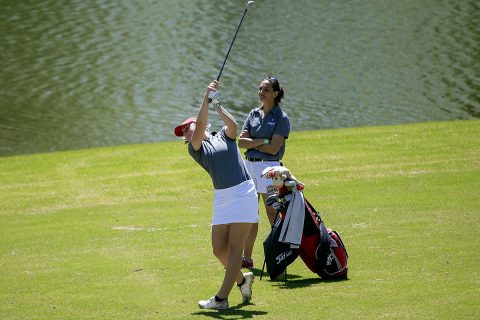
[265,76,285,104]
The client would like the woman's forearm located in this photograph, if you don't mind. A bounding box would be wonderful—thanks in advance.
[238,136,265,150]
[215,105,237,138]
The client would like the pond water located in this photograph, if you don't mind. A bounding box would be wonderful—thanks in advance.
[1,0,478,157]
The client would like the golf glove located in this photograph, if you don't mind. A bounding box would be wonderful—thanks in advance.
[208,91,221,110]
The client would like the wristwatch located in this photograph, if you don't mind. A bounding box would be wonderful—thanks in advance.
[263,138,270,145]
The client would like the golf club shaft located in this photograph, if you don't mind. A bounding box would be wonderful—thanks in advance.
[216,7,250,81]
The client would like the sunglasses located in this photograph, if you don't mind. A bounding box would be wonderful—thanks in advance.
[264,76,280,91]
[265,76,278,82]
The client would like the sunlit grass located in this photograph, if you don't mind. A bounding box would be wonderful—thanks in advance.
[1,120,479,319]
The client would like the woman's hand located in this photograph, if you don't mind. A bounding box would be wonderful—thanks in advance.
[207,80,219,93]
[239,130,251,139]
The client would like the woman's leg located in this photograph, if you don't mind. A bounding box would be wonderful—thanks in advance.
[243,195,259,263]
[243,222,258,261]
[211,224,229,267]
[261,193,278,225]
[212,223,252,299]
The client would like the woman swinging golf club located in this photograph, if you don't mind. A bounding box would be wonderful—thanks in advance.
[174,80,258,310]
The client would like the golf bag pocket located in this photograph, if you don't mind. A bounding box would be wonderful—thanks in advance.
[315,228,348,279]
[263,217,299,280]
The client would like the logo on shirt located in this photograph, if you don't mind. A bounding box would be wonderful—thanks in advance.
[267,120,276,126]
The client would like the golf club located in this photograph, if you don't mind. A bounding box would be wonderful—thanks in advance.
[216,0,255,81]
[209,1,255,103]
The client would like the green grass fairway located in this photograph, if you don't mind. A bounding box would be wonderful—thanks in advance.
[1,120,479,319]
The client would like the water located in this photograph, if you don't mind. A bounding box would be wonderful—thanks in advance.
[1,0,479,157]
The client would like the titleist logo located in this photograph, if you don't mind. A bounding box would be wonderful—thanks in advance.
[276,250,293,264]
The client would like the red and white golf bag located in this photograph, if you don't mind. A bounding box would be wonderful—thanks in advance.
[261,165,349,280]
[301,199,348,279]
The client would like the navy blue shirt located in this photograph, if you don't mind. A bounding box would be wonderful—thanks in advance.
[242,105,290,161]
[188,127,251,190]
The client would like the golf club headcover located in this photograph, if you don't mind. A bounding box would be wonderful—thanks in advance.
[261,166,304,190]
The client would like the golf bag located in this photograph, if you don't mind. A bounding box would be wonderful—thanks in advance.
[301,199,348,279]
[262,186,348,280]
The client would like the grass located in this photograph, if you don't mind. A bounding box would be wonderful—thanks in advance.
[1,120,479,319]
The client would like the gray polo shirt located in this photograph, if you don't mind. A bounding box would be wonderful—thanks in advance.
[242,105,290,161]
[188,127,251,190]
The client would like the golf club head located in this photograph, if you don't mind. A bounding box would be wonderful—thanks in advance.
[246,1,255,8]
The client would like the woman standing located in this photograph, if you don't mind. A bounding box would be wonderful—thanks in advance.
[174,80,258,310]
[238,76,290,269]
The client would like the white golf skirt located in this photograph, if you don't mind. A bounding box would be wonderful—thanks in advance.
[212,179,259,225]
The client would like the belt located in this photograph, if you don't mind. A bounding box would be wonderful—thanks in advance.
[246,157,277,162]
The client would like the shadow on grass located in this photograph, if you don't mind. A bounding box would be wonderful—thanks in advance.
[274,276,349,289]
[255,267,349,289]
[192,304,268,319]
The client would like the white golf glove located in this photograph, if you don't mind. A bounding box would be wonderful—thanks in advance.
[208,91,221,110]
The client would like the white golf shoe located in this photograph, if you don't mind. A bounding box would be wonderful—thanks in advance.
[239,272,254,303]
[198,296,229,310]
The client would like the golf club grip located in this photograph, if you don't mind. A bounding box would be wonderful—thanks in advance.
[216,8,249,81]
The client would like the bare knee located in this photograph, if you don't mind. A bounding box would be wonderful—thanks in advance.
[212,244,227,260]
[228,234,249,255]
